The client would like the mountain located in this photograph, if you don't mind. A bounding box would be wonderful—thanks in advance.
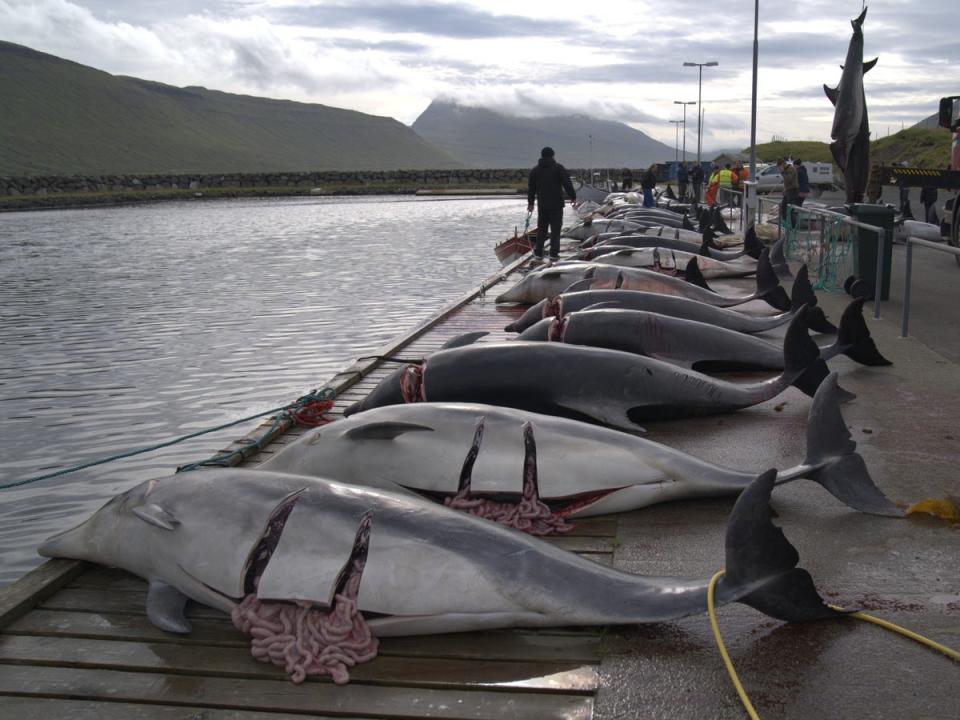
[0,41,461,176]
[412,100,688,169]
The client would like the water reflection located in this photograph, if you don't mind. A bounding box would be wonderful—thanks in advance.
[0,195,529,584]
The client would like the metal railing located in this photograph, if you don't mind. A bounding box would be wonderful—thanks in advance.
[754,196,888,319]
[901,237,960,337]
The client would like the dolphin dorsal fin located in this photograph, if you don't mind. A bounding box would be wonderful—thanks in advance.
[344,421,435,440]
[863,57,877,74]
[132,503,180,530]
[823,84,839,106]
[146,578,192,634]
[441,332,489,349]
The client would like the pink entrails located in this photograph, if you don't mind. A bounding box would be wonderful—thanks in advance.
[231,591,379,685]
[444,490,575,535]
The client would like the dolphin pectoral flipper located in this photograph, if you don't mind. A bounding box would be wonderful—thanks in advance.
[147,578,192,634]
[824,84,839,106]
[723,470,845,622]
[863,57,877,73]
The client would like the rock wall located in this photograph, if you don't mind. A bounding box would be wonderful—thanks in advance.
[0,168,639,196]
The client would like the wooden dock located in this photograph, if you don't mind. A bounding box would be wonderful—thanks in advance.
[0,256,614,719]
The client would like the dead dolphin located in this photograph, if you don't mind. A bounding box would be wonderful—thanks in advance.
[517,299,890,375]
[562,218,646,240]
[497,248,789,309]
[39,468,849,648]
[342,317,833,431]
[504,263,836,334]
[261,373,899,519]
[824,7,877,203]
[572,247,756,279]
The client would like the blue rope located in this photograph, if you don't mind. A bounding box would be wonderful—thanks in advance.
[0,387,336,490]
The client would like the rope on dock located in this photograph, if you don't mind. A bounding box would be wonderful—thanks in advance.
[0,388,336,490]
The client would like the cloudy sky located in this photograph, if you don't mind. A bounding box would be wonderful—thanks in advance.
[2,0,957,152]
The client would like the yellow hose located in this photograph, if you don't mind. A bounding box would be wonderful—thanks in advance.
[707,569,960,719]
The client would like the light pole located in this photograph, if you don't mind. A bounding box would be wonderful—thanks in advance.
[669,120,682,164]
[748,0,759,228]
[587,133,593,181]
[673,100,696,162]
[683,61,718,167]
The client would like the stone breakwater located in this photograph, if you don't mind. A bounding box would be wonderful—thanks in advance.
[0,167,645,197]
[0,169,543,197]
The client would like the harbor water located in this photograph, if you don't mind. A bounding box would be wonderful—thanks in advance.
[0,194,537,585]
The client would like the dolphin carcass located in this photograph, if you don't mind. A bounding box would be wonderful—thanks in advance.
[40,469,851,683]
[824,7,877,203]
[262,373,899,527]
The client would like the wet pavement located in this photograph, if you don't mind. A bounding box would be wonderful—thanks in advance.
[593,264,960,719]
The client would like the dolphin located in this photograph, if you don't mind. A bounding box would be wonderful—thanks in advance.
[824,7,877,203]
[504,263,836,335]
[517,299,890,375]
[570,247,757,279]
[37,468,851,668]
[261,374,898,520]
[584,226,763,262]
[497,248,789,309]
[562,218,646,240]
[342,318,834,431]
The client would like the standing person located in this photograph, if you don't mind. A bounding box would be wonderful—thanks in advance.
[779,158,799,228]
[735,161,749,208]
[730,161,742,207]
[527,147,576,263]
[717,163,734,204]
[640,163,658,207]
[691,163,704,203]
[677,162,689,202]
[795,159,810,209]
[621,168,634,191]
[704,162,721,206]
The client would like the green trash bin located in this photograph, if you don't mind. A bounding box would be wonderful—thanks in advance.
[846,203,895,301]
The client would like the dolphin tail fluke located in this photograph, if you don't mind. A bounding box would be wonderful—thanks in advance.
[743,225,764,259]
[789,265,838,333]
[754,248,791,311]
[783,306,830,396]
[800,373,903,517]
[722,470,845,622]
[682,214,696,231]
[829,298,892,366]
[769,235,793,279]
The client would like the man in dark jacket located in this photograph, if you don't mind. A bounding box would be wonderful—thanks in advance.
[528,147,576,262]
[691,163,704,203]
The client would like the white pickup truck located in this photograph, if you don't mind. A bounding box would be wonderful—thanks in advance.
[754,162,835,195]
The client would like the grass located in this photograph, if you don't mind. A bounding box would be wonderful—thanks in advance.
[749,127,952,168]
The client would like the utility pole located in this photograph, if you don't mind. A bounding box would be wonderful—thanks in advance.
[674,100,696,161]
[669,120,682,164]
[683,61,719,166]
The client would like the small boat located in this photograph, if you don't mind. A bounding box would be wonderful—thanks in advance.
[495,226,535,266]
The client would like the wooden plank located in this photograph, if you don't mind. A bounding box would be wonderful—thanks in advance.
[0,559,87,631]
[0,697,343,720]
[5,611,603,663]
[0,665,594,720]
[0,635,598,692]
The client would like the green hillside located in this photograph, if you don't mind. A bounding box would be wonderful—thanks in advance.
[749,127,952,168]
[0,41,461,176]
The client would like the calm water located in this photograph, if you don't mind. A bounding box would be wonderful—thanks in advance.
[0,195,532,585]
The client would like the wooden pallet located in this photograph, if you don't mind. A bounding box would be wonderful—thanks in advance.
[0,255,614,719]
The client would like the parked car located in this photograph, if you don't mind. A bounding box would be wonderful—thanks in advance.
[754,161,836,196]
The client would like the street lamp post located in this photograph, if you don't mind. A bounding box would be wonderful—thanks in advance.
[682,61,718,167]
[747,0,759,228]
[669,120,682,164]
[673,100,696,161]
